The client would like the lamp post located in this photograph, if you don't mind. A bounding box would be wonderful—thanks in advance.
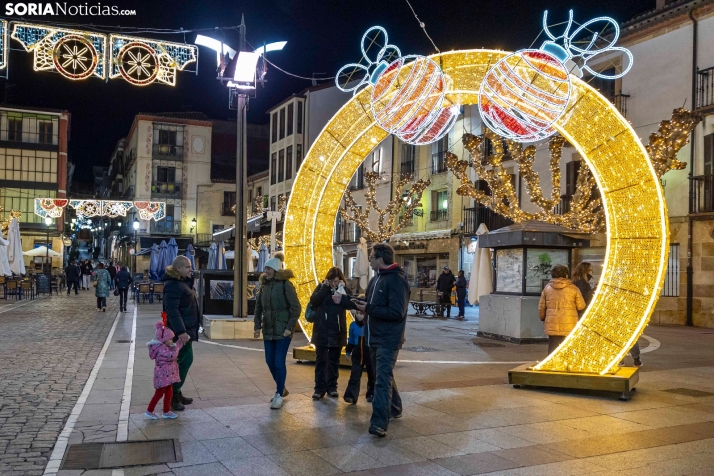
[44,216,52,275]
[132,218,140,273]
[191,217,197,244]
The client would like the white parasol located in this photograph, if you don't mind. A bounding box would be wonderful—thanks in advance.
[23,246,62,257]
[7,218,25,275]
[0,235,11,276]
[468,223,493,304]
[355,237,370,291]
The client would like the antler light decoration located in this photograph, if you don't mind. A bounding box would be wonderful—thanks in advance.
[647,108,701,178]
[339,172,430,242]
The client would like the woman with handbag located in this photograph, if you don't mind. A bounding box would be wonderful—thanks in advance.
[94,262,112,312]
[308,267,354,400]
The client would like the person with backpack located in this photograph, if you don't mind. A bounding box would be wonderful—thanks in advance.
[253,252,301,410]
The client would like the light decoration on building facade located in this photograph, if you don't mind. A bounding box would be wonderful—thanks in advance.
[133,201,166,221]
[0,21,8,70]
[478,11,633,142]
[11,22,106,80]
[336,26,459,145]
[69,199,102,217]
[109,35,197,86]
[102,201,134,218]
[339,171,430,242]
[284,49,668,376]
[647,108,702,178]
[35,198,69,218]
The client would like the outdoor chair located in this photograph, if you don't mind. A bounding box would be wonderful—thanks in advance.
[5,280,20,300]
[151,283,164,303]
[138,283,152,304]
[50,277,60,295]
[21,281,34,300]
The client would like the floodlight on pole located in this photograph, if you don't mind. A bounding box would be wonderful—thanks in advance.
[195,34,237,67]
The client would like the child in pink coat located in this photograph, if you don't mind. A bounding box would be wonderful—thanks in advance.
[145,315,183,419]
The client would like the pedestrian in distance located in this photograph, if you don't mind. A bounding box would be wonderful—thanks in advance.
[254,252,301,410]
[308,267,354,400]
[436,266,456,318]
[455,270,467,319]
[94,262,112,312]
[163,256,199,411]
[145,316,182,420]
[81,259,93,290]
[353,243,409,438]
[539,265,586,355]
[107,260,117,290]
[572,262,594,310]
[65,260,81,295]
[343,313,374,404]
[115,265,133,312]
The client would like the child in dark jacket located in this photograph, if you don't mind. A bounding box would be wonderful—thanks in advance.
[343,318,375,404]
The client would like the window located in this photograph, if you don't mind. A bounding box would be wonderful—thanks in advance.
[372,147,382,174]
[350,164,364,190]
[278,149,285,182]
[8,117,21,141]
[0,188,56,225]
[271,113,278,143]
[224,191,236,215]
[279,108,285,140]
[401,143,415,177]
[431,190,448,221]
[565,161,580,197]
[662,244,680,297]
[287,103,294,136]
[156,166,175,183]
[257,186,262,197]
[270,153,277,185]
[0,150,58,183]
[270,196,276,211]
[285,146,293,180]
[296,144,303,170]
[153,124,184,157]
[297,101,303,134]
[431,136,448,174]
[38,121,53,144]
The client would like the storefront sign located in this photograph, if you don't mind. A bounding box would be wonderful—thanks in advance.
[393,242,427,252]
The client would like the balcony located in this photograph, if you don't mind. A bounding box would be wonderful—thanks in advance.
[430,209,448,221]
[613,92,630,118]
[462,206,514,234]
[222,202,236,217]
[552,195,572,215]
[431,152,448,174]
[152,144,184,160]
[150,219,182,235]
[400,159,415,179]
[151,182,182,198]
[691,174,714,214]
[335,226,361,244]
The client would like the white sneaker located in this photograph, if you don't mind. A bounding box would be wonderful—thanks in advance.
[270,393,283,409]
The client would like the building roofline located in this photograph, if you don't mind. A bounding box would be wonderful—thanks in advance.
[0,103,70,115]
[266,94,305,115]
[126,113,213,144]
[620,0,714,43]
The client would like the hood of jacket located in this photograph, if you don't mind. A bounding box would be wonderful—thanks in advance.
[548,278,572,290]
[259,268,295,285]
[162,266,192,284]
[377,264,406,278]
[147,339,165,360]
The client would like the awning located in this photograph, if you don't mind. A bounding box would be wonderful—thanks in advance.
[389,229,453,243]
[212,216,262,242]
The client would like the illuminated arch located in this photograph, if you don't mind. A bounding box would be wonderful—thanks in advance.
[283,50,668,375]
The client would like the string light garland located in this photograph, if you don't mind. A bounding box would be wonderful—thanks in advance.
[283,49,668,376]
[339,171,430,243]
[37,199,165,220]
[646,108,701,178]
[0,20,8,70]
[34,198,69,218]
[109,34,197,86]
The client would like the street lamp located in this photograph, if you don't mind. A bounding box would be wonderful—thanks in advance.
[133,218,140,273]
[44,216,52,275]
[191,217,197,243]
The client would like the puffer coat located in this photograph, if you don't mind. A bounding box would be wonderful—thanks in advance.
[148,339,184,389]
[309,283,355,347]
[94,269,112,297]
[254,269,301,340]
[163,266,201,342]
[538,278,586,336]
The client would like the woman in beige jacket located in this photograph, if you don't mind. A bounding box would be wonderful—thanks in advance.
[538,265,586,354]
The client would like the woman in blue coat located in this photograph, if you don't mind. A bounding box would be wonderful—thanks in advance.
[94,262,112,312]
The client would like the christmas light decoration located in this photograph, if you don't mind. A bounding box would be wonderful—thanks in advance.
[11,22,106,80]
[647,108,701,178]
[109,34,197,86]
[102,201,134,218]
[478,11,634,142]
[339,172,430,242]
[284,49,668,376]
[336,26,458,145]
[69,199,102,217]
[34,198,68,218]
[133,201,166,221]
[0,21,8,70]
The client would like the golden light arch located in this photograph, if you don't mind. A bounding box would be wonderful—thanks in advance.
[283,50,668,376]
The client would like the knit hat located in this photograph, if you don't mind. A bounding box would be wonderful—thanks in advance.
[155,320,175,342]
[264,251,285,272]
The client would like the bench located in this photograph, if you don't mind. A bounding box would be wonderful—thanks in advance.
[410,301,445,317]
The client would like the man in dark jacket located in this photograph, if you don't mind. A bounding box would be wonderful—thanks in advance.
[354,243,409,438]
[65,261,81,295]
[436,266,456,317]
[163,255,200,411]
[455,270,467,319]
[107,261,117,290]
[115,265,132,312]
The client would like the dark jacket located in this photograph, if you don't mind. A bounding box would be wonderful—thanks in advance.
[346,320,371,366]
[65,264,80,282]
[455,276,467,296]
[573,278,593,306]
[254,269,301,341]
[115,269,133,289]
[163,266,201,341]
[81,262,93,276]
[436,271,456,294]
[364,264,410,349]
[309,283,354,347]
[108,265,117,280]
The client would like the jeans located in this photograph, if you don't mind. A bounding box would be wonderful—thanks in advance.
[67,281,79,295]
[630,342,641,360]
[547,335,566,354]
[173,340,193,393]
[369,346,402,431]
[314,346,342,394]
[96,297,106,309]
[264,337,291,395]
[118,287,129,310]
[457,291,466,317]
[109,279,115,290]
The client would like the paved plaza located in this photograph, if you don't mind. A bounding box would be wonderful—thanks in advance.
[1,293,714,475]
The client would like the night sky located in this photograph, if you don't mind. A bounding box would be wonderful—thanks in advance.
[1,0,655,187]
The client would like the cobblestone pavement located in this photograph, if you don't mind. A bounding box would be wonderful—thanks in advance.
[0,291,118,476]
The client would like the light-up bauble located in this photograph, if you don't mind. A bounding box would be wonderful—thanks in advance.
[336,26,458,145]
[53,35,98,80]
[287,49,667,376]
[479,49,570,142]
[116,42,159,86]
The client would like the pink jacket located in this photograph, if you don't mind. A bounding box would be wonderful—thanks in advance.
[148,339,184,389]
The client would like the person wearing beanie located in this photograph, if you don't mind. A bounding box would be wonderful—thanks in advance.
[146,315,184,419]
[254,251,301,409]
